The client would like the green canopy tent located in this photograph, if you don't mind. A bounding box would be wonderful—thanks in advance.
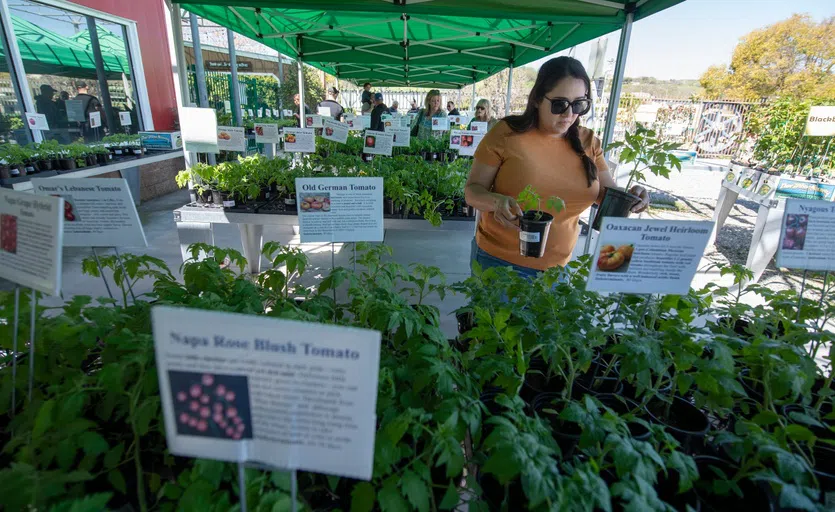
[174,0,684,145]
[0,16,130,78]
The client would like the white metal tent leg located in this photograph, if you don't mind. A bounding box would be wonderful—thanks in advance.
[505,64,513,116]
[471,81,476,112]
[708,186,740,246]
[601,9,634,161]
[297,51,305,120]
[745,202,785,284]
[228,28,242,127]
[239,224,264,274]
[188,12,215,165]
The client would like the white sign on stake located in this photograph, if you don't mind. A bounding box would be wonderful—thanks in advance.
[431,117,450,131]
[322,118,349,144]
[586,219,714,295]
[317,106,331,117]
[385,125,410,148]
[257,108,263,118]
[31,178,147,248]
[362,130,393,156]
[65,99,85,122]
[296,177,384,243]
[0,188,63,295]
[458,133,484,157]
[25,112,49,131]
[217,126,246,153]
[283,109,293,117]
[449,129,464,149]
[448,115,461,126]
[777,199,835,270]
[283,128,316,153]
[224,100,231,113]
[89,111,102,129]
[181,107,219,154]
[152,306,381,480]
[469,121,488,133]
[272,108,279,117]
[247,109,254,117]
[119,111,132,126]
[305,114,324,129]
[358,115,371,130]
[254,123,280,144]
[805,106,835,137]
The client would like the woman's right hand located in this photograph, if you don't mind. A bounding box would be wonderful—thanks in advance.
[493,194,523,231]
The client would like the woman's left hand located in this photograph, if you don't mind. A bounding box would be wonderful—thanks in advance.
[629,185,650,213]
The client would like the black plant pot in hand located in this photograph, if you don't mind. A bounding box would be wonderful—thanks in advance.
[592,187,641,231]
[519,210,553,258]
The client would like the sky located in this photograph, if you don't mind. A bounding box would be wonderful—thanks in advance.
[526,0,834,80]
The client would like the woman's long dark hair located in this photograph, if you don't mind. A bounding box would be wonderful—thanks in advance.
[505,56,598,187]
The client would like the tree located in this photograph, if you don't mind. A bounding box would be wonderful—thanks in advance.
[278,62,327,111]
[699,15,835,100]
[476,66,537,118]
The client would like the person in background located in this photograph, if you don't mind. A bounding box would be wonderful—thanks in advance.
[369,92,388,132]
[292,93,311,127]
[360,82,373,115]
[35,84,59,128]
[466,98,499,132]
[447,101,460,116]
[408,99,419,113]
[464,56,649,278]
[318,87,344,120]
[56,91,69,127]
[74,81,104,141]
[388,101,399,114]
[410,89,447,140]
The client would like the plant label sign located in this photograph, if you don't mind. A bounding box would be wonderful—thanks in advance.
[283,109,293,117]
[448,115,462,126]
[31,178,147,248]
[295,177,384,243]
[257,108,263,118]
[247,109,254,117]
[431,117,450,132]
[181,107,219,154]
[152,306,381,480]
[305,114,324,129]
[119,111,132,126]
[254,123,280,144]
[458,133,483,157]
[775,178,835,201]
[362,130,393,156]
[737,168,762,194]
[89,111,102,129]
[587,218,713,295]
[65,99,85,122]
[449,129,464,149]
[283,128,315,153]
[317,106,331,116]
[224,100,232,113]
[752,174,780,205]
[217,126,246,153]
[469,121,488,133]
[272,108,280,117]
[322,118,349,144]
[776,199,835,271]
[0,188,63,295]
[384,125,410,148]
[25,112,49,131]
[805,106,835,137]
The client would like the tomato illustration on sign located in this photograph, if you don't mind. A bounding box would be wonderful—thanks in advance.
[597,250,625,271]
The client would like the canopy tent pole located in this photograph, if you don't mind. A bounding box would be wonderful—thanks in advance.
[227,28,242,127]
[505,64,513,117]
[0,0,37,143]
[86,16,117,133]
[601,8,634,162]
[296,36,305,122]
[188,12,215,164]
[166,2,194,170]
[277,51,284,118]
[471,80,476,113]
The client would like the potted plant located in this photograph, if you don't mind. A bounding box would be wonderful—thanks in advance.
[516,185,565,258]
[593,124,681,230]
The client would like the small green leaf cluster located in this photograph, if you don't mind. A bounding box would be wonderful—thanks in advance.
[607,124,683,191]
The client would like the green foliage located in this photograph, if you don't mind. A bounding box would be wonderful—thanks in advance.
[606,124,682,190]
[516,184,565,219]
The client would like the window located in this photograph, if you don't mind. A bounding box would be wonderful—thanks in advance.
[0,11,28,145]
[8,0,145,143]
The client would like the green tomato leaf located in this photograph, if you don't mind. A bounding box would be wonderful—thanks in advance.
[350,481,376,512]
[79,431,108,456]
[378,477,409,512]
[108,469,127,494]
[438,482,460,510]
[401,470,430,512]
[33,399,56,438]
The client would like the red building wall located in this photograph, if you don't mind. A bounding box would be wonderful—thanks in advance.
[69,0,178,130]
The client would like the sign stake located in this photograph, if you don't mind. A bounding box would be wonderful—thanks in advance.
[28,288,37,402]
[797,269,808,324]
[291,470,298,512]
[91,247,115,300]
[637,294,653,329]
[237,463,247,512]
[113,247,137,302]
[10,286,20,417]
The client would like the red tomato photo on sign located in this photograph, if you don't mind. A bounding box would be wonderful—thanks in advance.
[1,214,18,254]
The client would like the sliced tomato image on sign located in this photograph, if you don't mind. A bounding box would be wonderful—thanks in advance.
[1,214,18,253]
[597,250,625,271]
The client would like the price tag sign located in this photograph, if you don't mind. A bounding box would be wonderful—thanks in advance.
[322,118,349,144]
[119,111,132,126]
[254,123,280,144]
[296,177,384,243]
[777,199,835,270]
[89,111,102,129]
[25,112,49,131]
[217,126,246,152]
[152,306,380,480]
[587,219,713,295]
[282,128,316,153]
[0,188,63,295]
[362,130,393,156]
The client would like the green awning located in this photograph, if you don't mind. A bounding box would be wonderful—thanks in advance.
[177,0,683,88]
[0,16,130,78]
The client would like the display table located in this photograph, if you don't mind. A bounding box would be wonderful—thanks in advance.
[2,150,184,204]
[173,203,475,274]
[710,163,835,282]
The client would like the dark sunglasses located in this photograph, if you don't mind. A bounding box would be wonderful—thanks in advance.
[475,106,486,110]
[544,96,591,116]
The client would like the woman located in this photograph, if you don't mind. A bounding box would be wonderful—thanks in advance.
[464,57,649,278]
[410,90,447,140]
[466,99,499,132]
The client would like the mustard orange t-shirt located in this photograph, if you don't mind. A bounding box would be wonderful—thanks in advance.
[473,121,608,271]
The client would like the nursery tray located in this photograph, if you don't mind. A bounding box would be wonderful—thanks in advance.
[0,170,59,187]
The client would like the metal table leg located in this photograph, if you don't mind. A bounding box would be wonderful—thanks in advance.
[176,219,214,263]
[238,223,264,274]
[120,166,141,206]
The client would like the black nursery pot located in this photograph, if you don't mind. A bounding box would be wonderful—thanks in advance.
[59,158,76,170]
[361,153,374,162]
[211,190,235,207]
[532,393,581,457]
[37,159,52,171]
[647,396,709,453]
[96,153,110,165]
[519,210,554,258]
[592,187,641,231]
